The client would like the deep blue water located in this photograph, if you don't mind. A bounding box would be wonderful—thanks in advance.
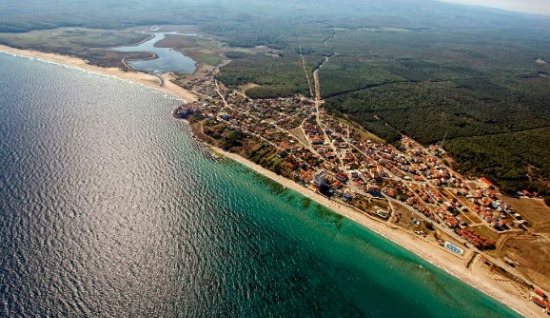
[113,32,196,75]
[0,53,521,317]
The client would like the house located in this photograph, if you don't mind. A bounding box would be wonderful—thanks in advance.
[336,173,348,183]
[313,170,333,194]
[366,185,381,196]
[479,177,494,188]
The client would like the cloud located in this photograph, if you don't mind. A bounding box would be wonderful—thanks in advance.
[437,0,550,16]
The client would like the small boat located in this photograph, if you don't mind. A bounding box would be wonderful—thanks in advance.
[532,296,547,309]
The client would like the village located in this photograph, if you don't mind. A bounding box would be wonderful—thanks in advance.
[177,78,527,237]
[174,75,550,314]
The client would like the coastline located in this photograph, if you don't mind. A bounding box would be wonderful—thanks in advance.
[0,45,198,103]
[209,145,537,318]
[0,44,539,317]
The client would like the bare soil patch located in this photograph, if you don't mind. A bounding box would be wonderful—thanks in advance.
[499,196,550,232]
[503,236,550,291]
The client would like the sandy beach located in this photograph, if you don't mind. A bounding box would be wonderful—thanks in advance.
[210,146,543,318]
[0,44,542,317]
[0,45,198,103]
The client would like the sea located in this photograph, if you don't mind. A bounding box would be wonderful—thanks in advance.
[0,53,521,317]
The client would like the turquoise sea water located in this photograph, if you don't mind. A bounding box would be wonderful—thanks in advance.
[0,53,521,317]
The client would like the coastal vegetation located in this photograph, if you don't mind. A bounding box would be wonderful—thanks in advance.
[200,122,297,180]
[0,28,152,68]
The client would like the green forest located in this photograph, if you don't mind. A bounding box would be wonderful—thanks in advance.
[213,14,550,195]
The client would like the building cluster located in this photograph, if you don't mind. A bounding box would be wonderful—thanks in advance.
[455,227,495,249]
[178,77,531,252]
[452,178,525,230]
[177,77,218,98]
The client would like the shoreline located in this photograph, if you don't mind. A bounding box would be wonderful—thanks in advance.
[0,44,539,317]
[208,145,536,318]
[0,45,198,103]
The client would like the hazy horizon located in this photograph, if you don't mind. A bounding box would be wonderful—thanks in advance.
[1,0,549,34]
[437,0,550,16]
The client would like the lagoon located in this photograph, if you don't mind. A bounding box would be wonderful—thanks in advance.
[113,32,196,75]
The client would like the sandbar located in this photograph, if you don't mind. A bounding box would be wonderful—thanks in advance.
[0,45,198,103]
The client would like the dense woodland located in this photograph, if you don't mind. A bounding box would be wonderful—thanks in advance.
[216,52,313,99]
[209,8,550,196]
[2,0,550,196]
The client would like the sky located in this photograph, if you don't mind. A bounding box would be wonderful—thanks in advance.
[437,0,550,16]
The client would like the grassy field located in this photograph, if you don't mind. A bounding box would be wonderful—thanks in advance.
[0,28,151,67]
[499,196,550,233]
